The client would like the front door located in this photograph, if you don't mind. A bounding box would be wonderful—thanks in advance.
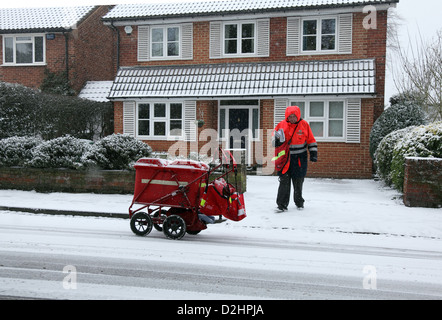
[229,109,249,149]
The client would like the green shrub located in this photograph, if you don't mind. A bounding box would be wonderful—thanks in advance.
[374,126,415,186]
[0,81,113,140]
[369,102,427,159]
[27,135,94,170]
[84,134,152,170]
[390,122,442,191]
[0,136,42,167]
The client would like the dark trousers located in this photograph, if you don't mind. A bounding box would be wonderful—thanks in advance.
[276,171,305,208]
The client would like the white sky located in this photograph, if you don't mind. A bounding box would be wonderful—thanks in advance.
[1,0,441,104]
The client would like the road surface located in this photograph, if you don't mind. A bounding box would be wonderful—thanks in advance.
[1,211,441,301]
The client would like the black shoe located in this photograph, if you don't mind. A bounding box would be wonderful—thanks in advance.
[276,206,288,212]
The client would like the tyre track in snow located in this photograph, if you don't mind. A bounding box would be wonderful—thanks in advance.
[1,211,442,300]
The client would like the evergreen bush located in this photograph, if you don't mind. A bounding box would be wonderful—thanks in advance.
[0,81,113,140]
[0,136,42,167]
[84,134,152,170]
[390,122,442,191]
[369,102,427,159]
[26,135,94,170]
[374,126,415,186]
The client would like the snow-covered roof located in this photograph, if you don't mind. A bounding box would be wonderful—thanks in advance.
[79,81,114,102]
[103,0,399,21]
[0,6,96,32]
[108,59,376,99]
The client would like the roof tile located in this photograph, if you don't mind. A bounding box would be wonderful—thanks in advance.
[108,59,376,99]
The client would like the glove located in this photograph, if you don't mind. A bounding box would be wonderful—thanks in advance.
[310,151,318,162]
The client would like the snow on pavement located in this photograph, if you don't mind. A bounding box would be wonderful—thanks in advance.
[0,176,441,242]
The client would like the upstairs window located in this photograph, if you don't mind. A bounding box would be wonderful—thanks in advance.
[151,26,180,58]
[223,22,255,55]
[302,17,336,52]
[3,34,45,65]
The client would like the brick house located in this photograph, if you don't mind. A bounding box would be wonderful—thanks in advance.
[0,5,115,94]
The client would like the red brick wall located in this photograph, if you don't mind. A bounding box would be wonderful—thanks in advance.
[403,157,442,208]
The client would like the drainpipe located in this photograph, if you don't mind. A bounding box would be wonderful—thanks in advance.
[63,31,70,83]
[109,21,120,71]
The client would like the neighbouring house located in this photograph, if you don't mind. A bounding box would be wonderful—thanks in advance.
[103,0,399,178]
[0,5,115,94]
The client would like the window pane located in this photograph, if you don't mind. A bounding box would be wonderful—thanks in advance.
[170,103,182,119]
[16,43,33,64]
[4,37,13,63]
[154,103,166,117]
[225,24,237,39]
[34,36,44,62]
[329,101,344,118]
[242,39,254,53]
[16,36,32,42]
[303,36,316,51]
[225,39,237,54]
[219,108,226,139]
[167,43,179,56]
[154,122,166,136]
[329,120,343,137]
[303,20,317,35]
[138,120,150,136]
[170,120,182,136]
[242,24,254,38]
[310,122,324,137]
[152,43,163,57]
[138,104,150,119]
[252,108,258,139]
[321,35,335,50]
[167,27,179,42]
[322,19,336,35]
[152,28,163,42]
[310,102,324,117]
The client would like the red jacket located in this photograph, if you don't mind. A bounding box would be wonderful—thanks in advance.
[274,106,317,175]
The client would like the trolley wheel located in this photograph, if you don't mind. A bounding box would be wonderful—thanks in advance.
[153,210,167,232]
[163,215,186,240]
[130,212,153,236]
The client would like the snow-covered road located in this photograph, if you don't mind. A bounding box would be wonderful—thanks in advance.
[1,176,441,300]
[1,210,442,300]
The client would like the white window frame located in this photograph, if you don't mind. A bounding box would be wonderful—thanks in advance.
[222,20,256,57]
[2,34,46,66]
[136,101,184,140]
[301,16,338,54]
[289,99,346,142]
[150,25,181,60]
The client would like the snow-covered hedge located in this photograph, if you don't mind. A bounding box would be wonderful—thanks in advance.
[374,126,415,186]
[0,136,42,167]
[26,135,94,170]
[369,102,427,159]
[0,134,152,170]
[84,134,152,170]
[390,122,442,191]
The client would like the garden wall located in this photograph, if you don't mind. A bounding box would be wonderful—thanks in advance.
[0,167,135,194]
[403,157,442,208]
[0,165,247,194]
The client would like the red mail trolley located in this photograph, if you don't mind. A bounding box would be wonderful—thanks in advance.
[128,148,246,240]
